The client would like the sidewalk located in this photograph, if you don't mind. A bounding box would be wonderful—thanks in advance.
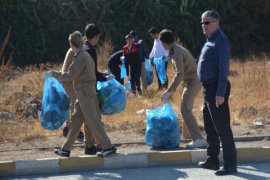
[0,138,270,177]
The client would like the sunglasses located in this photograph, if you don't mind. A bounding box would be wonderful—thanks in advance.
[201,20,217,25]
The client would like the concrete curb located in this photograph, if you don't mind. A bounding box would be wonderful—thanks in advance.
[1,147,270,177]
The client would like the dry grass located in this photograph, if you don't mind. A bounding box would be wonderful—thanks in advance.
[0,38,269,143]
[96,37,114,71]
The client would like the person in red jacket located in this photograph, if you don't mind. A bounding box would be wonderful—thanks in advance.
[123,34,142,95]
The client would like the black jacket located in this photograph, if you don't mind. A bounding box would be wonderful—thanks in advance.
[83,41,107,82]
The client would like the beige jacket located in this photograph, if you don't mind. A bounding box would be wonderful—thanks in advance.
[52,48,96,90]
[167,43,197,93]
[61,48,75,73]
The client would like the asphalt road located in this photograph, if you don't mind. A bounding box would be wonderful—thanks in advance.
[6,162,270,180]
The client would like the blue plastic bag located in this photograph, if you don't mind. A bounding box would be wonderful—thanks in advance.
[145,59,153,85]
[145,103,180,149]
[124,80,132,92]
[154,56,170,85]
[120,56,127,79]
[41,74,70,130]
[97,78,126,115]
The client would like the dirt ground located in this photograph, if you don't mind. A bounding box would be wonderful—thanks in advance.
[0,124,269,161]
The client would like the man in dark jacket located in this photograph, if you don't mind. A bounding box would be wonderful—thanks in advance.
[197,10,237,176]
[83,24,107,82]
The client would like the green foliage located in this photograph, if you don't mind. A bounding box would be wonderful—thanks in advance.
[0,0,270,65]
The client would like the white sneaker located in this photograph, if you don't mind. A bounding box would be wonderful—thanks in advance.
[186,138,208,148]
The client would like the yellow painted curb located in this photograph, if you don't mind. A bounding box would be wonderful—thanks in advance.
[148,151,192,166]
[0,161,15,177]
[59,156,104,172]
[237,147,270,162]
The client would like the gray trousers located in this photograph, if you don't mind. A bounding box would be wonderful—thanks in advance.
[62,85,112,150]
[181,76,203,140]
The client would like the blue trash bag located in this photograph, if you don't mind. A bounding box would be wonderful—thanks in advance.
[145,59,153,85]
[145,103,180,149]
[97,78,126,115]
[154,56,170,85]
[41,74,70,130]
[120,56,127,79]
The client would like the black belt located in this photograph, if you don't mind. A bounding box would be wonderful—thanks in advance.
[202,79,217,86]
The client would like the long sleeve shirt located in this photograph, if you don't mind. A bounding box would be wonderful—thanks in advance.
[197,28,230,97]
[52,49,96,90]
[167,43,197,93]
[149,38,169,59]
[60,48,75,87]
[83,41,107,82]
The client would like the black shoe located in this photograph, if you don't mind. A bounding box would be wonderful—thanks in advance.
[215,167,237,176]
[96,146,117,157]
[96,146,102,153]
[85,146,97,155]
[198,160,220,170]
[62,127,69,137]
[77,131,84,142]
[54,148,70,157]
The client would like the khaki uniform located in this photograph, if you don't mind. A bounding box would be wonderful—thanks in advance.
[167,43,203,140]
[61,48,76,127]
[52,49,112,150]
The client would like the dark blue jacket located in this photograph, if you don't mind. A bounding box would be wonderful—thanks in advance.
[197,28,230,97]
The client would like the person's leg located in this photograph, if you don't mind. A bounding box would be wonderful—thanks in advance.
[198,101,220,170]
[135,63,142,94]
[203,85,221,160]
[140,62,147,90]
[154,66,162,90]
[130,64,137,94]
[205,82,237,168]
[181,78,203,140]
[61,101,84,151]
[78,86,113,150]
[62,83,76,130]
[163,61,168,89]
[54,102,84,157]
[62,83,84,141]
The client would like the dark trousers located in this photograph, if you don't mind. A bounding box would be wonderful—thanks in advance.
[155,61,168,89]
[126,62,141,94]
[202,81,237,168]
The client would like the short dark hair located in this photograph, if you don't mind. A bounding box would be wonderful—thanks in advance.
[202,10,220,20]
[130,30,137,37]
[148,27,159,34]
[159,29,174,44]
[84,24,101,39]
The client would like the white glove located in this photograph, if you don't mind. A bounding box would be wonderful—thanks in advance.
[161,91,171,102]
[47,71,56,78]
[106,74,115,80]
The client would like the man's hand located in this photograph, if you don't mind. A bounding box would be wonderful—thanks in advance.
[215,96,224,108]
[161,91,171,102]
[47,71,55,78]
